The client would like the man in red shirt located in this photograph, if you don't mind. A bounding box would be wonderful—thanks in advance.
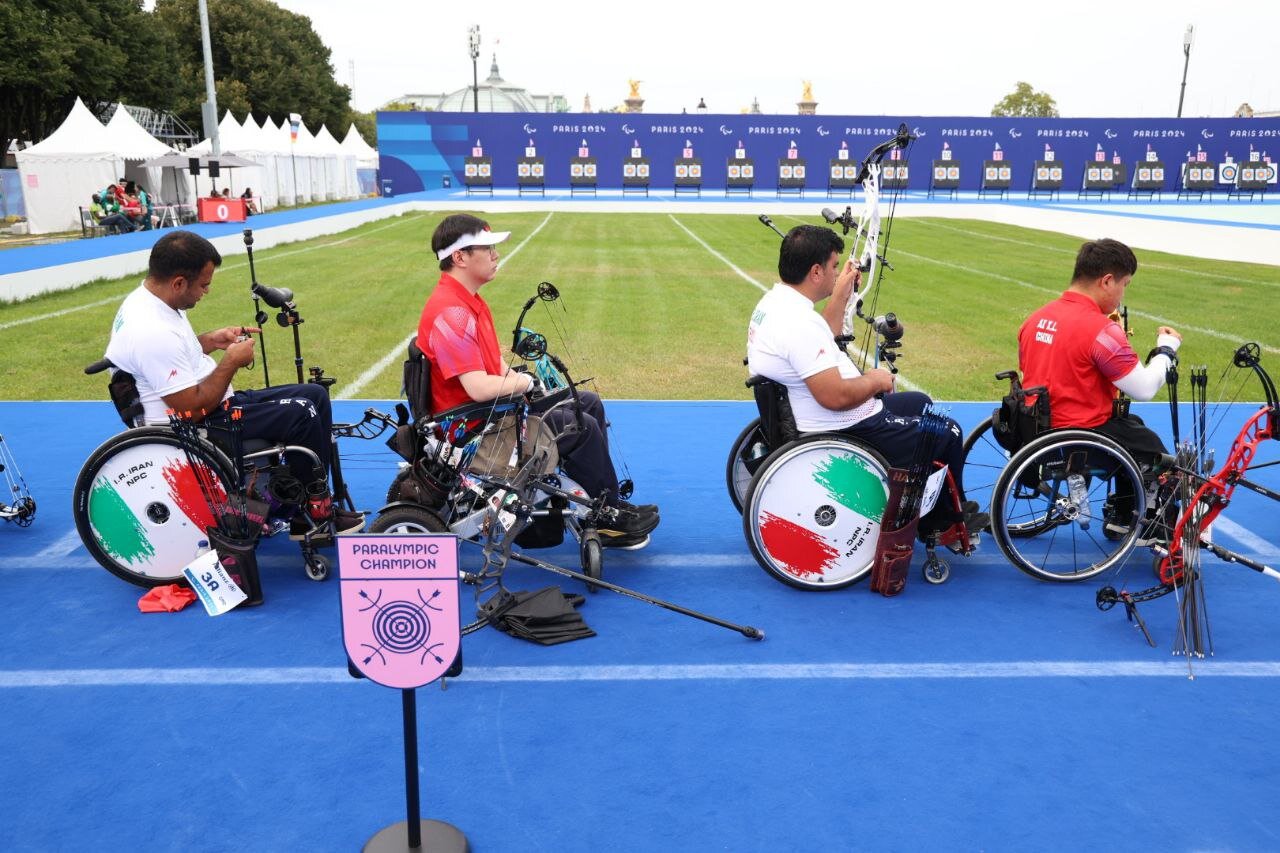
[1018,238,1181,466]
[1019,239,1181,543]
[417,214,659,547]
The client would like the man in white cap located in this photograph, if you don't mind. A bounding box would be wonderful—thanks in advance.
[418,214,658,546]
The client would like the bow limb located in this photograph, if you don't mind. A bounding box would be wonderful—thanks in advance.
[844,163,882,337]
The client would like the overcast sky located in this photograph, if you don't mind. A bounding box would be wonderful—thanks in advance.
[241,1,1279,118]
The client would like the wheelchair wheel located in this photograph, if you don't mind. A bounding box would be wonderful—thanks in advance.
[990,429,1145,582]
[580,530,603,594]
[73,427,238,588]
[368,504,448,535]
[742,434,889,591]
[726,418,769,514]
[960,415,1006,529]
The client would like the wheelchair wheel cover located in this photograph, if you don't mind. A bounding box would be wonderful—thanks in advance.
[743,435,888,590]
[73,428,237,588]
[990,429,1145,582]
[726,418,767,514]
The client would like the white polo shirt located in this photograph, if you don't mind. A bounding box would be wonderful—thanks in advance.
[104,284,232,424]
[746,283,882,432]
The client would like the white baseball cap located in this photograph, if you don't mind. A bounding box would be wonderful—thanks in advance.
[435,228,511,260]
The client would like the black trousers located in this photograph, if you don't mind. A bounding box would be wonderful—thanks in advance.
[204,383,333,486]
[529,389,620,504]
[837,391,967,529]
[1093,413,1169,469]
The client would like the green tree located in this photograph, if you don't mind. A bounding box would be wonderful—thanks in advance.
[0,0,176,148]
[153,0,351,137]
[991,82,1059,118]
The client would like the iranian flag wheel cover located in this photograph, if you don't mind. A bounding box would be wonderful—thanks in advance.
[744,436,889,590]
[73,429,236,587]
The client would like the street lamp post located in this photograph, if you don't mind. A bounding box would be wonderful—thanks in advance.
[1177,24,1194,118]
[468,26,481,113]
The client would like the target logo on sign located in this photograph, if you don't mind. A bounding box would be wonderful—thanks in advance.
[338,535,461,689]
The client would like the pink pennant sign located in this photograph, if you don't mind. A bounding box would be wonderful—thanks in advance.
[338,535,461,689]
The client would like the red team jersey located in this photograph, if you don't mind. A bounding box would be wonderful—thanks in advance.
[416,273,507,413]
[1018,291,1139,428]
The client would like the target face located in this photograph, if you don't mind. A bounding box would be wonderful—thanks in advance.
[947,167,959,180]
[728,165,741,178]
[465,164,478,177]
[986,167,998,180]
[779,165,793,179]
[675,164,688,178]
[637,164,649,177]
[478,163,490,177]
[571,163,584,177]
[518,163,531,177]
[339,534,461,689]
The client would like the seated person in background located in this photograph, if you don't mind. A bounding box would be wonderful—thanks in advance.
[240,187,259,215]
[220,187,233,200]
[90,193,133,235]
[747,224,984,536]
[120,180,145,225]
[103,230,364,538]
[1019,238,1181,537]
[417,213,659,548]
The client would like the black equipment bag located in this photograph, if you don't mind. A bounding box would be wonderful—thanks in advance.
[991,372,1050,454]
[108,370,146,428]
[748,376,799,451]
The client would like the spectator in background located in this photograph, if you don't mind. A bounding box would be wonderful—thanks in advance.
[121,180,145,227]
[90,193,133,235]
[240,187,259,215]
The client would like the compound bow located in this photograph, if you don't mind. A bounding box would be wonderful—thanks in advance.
[1098,342,1280,659]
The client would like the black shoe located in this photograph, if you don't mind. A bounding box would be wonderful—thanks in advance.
[964,511,990,532]
[617,499,659,515]
[599,531,651,550]
[598,505,659,537]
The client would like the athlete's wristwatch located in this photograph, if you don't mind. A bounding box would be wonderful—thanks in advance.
[1146,345,1179,366]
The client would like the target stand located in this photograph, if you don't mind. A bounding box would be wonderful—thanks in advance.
[338,534,467,853]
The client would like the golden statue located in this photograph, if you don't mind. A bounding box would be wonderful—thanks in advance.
[628,80,642,99]
[801,81,814,102]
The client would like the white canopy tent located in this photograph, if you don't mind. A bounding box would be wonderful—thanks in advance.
[104,106,188,207]
[342,125,379,196]
[313,124,357,200]
[15,98,120,234]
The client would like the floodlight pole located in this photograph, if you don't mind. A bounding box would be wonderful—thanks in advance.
[468,26,481,113]
[1177,24,1194,118]
[197,0,220,158]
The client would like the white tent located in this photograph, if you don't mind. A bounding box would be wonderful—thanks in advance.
[15,98,119,234]
[104,106,186,207]
[342,125,379,196]
[314,124,357,200]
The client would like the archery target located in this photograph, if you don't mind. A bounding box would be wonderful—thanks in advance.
[518,163,531,177]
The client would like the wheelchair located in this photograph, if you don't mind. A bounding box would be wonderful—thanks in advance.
[731,375,975,590]
[73,359,390,587]
[967,370,1162,583]
[368,340,628,588]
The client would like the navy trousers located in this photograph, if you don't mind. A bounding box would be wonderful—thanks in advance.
[204,383,333,486]
[530,389,620,504]
[838,391,967,529]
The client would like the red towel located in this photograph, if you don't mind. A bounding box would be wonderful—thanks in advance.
[138,584,198,613]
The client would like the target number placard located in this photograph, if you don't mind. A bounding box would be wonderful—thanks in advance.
[338,534,461,689]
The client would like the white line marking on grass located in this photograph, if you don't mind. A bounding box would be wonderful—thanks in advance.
[912,219,1279,286]
[895,248,1280,355]
[7,660,1280,687]
[668,215,768,293]
[336,212,556,399]
[0,215,424,332]
[0,295,123,331]
[670,214,928,395]
[1215,515,1280,559]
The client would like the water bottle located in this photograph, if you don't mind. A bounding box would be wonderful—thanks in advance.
[1067,473,1091,529]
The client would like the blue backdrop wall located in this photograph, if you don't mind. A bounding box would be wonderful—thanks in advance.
[377,111,1280,194]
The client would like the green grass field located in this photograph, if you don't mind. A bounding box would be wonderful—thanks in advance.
[3,210,1278,402]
